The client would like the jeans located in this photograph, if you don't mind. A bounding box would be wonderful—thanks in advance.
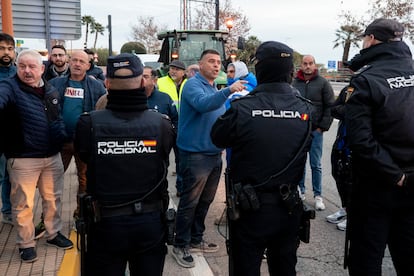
[86,212,167,276]
[61,142,87,214]
[0,154,11,215]
[174,151,222,247]
[8,154,64,248]
[299,130,323,197]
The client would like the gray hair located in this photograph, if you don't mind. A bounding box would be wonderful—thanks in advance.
[16,49,43,66]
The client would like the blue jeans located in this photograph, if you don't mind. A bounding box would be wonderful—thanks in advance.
[174,151,222,247]
[0,154,11,215]
[299,130,323,197]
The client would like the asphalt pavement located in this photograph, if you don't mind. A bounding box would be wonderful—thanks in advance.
[162,117,398,276]
[0,81,398,275]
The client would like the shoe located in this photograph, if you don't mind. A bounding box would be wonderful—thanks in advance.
[326,208,346,224]
[190,240,219,253]
[337,219,347,231]
[315,196,325,211]
[298,187,305,201]
[46,232,73,249]
[34,220,46,240]
[172,247,195,268]
[2,213,13,225]
[19,247,38,263]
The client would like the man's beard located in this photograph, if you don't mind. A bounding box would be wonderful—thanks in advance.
[0,56,12,66]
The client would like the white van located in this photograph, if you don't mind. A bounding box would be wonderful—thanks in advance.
[136,54,162,69]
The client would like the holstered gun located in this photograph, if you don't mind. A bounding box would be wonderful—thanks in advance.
[224,168,238,276]
[225,168,240,221]
[77,194,99,276]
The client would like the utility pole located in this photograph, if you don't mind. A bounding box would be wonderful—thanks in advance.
[215,0,219,30]
[1,0,14,36]
[108,15,112,56]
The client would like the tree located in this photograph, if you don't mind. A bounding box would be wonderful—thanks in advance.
[120,42,147,54]
[333,12,363,63]
[237,36,261,67]
[95,48,110,66]
[191,0,250,56]
[367,0,414,43]
[130,16,165,54]
[91,22,105,50]
[82,15,96,49]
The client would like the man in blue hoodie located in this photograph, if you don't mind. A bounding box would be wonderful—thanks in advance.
[171,49,246,268]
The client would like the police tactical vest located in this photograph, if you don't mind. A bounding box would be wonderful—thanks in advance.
[89,109,166,205]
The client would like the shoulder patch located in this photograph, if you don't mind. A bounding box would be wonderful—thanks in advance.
[354,64,372,75]
[232,93,255,102]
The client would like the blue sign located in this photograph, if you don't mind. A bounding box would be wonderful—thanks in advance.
[328,60,336,69]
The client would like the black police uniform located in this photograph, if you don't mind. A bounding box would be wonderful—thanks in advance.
[211,81,312,276]
[346,41,414,275]
[75,88,175,275]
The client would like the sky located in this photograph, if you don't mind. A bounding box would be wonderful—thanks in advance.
[18,0,404,67]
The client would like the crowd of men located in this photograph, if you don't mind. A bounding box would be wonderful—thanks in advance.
[1,16,414,276]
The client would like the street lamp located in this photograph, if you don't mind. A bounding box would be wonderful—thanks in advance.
[225,18,234,33]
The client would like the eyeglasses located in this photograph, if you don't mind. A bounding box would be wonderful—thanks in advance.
[227,70,235,73]
[51,53,65,58]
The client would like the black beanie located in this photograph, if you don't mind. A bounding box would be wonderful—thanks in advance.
[254,41,294,84]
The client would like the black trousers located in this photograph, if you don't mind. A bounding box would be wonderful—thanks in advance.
[86,211,167,276]
[348,182,414,276]
[230,193,302,276]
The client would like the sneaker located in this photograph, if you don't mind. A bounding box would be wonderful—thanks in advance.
[19,247,38,263]
[46,232,73,249]
[172,247,195,268]
[337,219,347,231]
[34,220,46,240]
[298,187,305,201]
[326,208,346,224]
[315,196,326,211]
[190,240,219,253]
[2,213,13,225]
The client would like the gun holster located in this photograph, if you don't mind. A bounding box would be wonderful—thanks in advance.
[165,208,176,245]
[298,203,316,243]
[279,183,301,214]
[234,183,260,211]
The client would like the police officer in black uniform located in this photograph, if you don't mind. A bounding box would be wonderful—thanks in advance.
[345,18,414,275]
[74,53,175,275]
[211,41,312,276]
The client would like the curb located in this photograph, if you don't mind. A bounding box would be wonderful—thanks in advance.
[57,230,80,276]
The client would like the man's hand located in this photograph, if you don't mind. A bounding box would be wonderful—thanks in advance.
[229,80,248,94]
[397,174,405,187]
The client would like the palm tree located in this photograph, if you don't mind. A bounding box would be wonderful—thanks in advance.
[333,24,363,62]
[91,22,105,49]
[82,15,95,49]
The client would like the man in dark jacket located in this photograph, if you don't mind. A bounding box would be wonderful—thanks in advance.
[0,50,73,263]
[42,45,70,81]
[0,32,16,226]
[75,53,175,275]
[292,55,335,210]
[211,41,312,276]
[33,50,106,238]
[345,18,414,276]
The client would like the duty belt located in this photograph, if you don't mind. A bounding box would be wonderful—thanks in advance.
[99,201,163,218]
